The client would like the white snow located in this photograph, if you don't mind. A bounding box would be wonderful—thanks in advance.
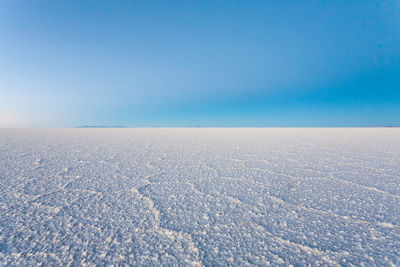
[0,128,399,266]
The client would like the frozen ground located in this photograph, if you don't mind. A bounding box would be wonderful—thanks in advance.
[0,128,399,266]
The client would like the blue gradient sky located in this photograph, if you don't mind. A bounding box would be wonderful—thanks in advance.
[1,1,399,127]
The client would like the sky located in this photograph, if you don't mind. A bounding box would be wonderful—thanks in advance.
[1,0,399,127]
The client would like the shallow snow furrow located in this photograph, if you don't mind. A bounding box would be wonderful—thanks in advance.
[134,181,204,266]
[250,166,400,203]
[264,193,393,229]
[249,221,341,266]
[326,175,400,199]
[249,165,399,196]
[216,173,399,231]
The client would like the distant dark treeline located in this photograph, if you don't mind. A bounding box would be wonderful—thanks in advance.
[77,126,126,128]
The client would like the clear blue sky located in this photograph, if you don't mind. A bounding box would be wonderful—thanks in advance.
[1,0,399,127]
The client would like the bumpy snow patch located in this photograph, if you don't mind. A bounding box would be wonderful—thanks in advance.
[0,128,399,266]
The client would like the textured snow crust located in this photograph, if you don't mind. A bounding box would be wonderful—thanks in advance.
[0,128,399,266]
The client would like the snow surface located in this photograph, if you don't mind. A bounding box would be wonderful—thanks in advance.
[0,128,399,266]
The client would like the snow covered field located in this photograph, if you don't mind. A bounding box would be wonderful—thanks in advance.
[0,128,399,266]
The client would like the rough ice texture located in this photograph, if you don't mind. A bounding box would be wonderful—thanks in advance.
[0,128,399,266]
